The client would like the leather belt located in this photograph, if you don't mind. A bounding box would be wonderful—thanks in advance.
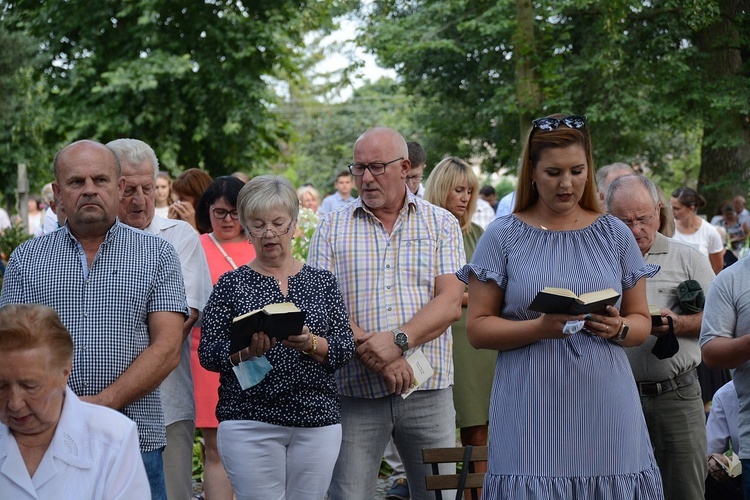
[637,369,698,396]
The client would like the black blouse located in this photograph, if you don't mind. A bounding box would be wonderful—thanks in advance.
[198,264,355,427]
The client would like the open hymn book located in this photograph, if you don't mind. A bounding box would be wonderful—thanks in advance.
[229,303,306,354]
[528,287,620,315]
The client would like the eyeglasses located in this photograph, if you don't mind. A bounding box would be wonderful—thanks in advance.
[406,174,423,183]
[348,157,404,177]
[616,208,659,229]
[210,207,239,220]
[532,115,587,131]
[247,220,295,238]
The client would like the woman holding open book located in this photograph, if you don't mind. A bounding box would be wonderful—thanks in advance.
[198,175,355,500]
[457,114,663,498]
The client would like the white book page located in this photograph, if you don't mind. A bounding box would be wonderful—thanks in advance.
[401,348,434,399]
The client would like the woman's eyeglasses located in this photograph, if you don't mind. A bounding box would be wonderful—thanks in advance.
[210,207,239,220]
[532,115,587,131]
[247,220,295,238]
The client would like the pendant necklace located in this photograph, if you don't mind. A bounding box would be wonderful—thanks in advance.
[536,205,583,231]
[255,259,297,285]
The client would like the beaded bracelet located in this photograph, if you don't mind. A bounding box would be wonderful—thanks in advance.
[303,334,318,355]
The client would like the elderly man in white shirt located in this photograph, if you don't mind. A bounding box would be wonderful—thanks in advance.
[108,138,212,500]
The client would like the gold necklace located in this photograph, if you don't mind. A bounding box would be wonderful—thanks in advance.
[536,205,583,231]
[254,259,297,285]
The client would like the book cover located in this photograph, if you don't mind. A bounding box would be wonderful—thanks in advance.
[528,287,620,315]
[229,303,306,354]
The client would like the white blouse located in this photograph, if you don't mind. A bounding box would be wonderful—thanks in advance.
[0,387,150,499]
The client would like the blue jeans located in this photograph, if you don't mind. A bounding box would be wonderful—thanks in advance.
[327,388,456,500]
[141,448,167,500]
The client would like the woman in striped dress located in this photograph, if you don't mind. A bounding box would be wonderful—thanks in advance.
[458,114,663,499]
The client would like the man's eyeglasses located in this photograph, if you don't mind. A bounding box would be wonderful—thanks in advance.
[532,115,587,131]
[616,208,659,229]
[210,207,239,220]
[247,220,295,238]
[406,174,423,183]
[348,157,404,177]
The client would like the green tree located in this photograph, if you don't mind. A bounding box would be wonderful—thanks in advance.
[280,77,421,194]
[0,27,55,208]
[2,0,352,177]
[359,0,749,208]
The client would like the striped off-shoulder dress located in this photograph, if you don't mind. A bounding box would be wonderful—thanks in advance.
[457,214,663,499]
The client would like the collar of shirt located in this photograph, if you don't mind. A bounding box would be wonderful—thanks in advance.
[645,232,670,257]
[352,188,418,219]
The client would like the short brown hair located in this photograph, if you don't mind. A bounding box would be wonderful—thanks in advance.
[0,304,74,366]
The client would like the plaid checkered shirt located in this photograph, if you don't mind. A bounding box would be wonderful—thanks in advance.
[308,190,465,398]
[0,222,188,452]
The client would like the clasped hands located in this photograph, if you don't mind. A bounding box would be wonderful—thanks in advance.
[352,322,414,395]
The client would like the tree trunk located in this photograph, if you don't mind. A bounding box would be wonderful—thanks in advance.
[695,0,750,217]
[514,0,541,138]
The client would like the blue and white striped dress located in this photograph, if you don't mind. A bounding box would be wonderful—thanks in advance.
[458,214,663,499]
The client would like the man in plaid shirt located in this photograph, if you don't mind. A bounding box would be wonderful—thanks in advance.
[309,127,465,500]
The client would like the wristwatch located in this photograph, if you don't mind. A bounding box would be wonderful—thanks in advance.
[614,321,629,342]
[392,328,409,353]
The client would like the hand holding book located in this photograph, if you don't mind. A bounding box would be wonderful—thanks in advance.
[230,302,306,355]
[528,287,620,315]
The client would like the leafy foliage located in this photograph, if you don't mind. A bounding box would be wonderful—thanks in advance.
[281,77,422,194]
[359,0,749,206]
[0,222,33,262]
[2,0,353,178]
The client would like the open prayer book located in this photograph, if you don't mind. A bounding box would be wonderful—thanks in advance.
[528,287,620,315]
[230,303,306,354]
[401,349,434,399]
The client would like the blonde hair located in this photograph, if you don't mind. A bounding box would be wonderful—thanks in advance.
[238,175,300,234]
[514,114,601,214]
[425,157,479,233]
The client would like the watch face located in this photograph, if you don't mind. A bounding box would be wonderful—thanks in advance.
[395,331,408,345]
[619,324,629,340]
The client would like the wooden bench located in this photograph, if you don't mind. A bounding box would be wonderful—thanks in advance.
[422,445,488,500]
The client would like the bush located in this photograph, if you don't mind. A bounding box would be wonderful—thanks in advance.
[0,222,32,261]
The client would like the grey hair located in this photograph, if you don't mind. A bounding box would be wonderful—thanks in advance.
[596,162,634,195]
[106,138,160,180]
[606,174,659,210]
[237,175,299,233]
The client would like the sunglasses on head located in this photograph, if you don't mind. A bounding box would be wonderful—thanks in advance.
[532,115,587,131]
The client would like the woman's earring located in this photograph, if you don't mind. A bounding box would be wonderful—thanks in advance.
[531,180,537,191]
